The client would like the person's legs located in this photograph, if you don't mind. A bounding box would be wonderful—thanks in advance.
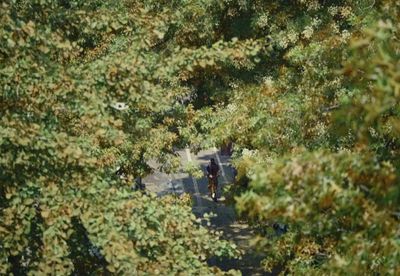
[211,179,218,201]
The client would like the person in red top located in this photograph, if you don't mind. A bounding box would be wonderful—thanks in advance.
[206,158,220,201]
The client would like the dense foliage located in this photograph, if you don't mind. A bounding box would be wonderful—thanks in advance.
[1,0,400,274]
[0,0,261,274]
[188,0,400,274]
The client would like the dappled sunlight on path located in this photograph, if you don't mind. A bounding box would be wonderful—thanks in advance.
[144,148,268,275]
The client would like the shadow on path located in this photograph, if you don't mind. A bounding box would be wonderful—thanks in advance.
[144,149,269,275]
[193,149,269,275]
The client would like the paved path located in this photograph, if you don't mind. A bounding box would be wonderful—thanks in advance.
[144,148,266,275]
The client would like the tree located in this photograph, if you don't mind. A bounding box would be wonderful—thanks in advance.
[187,0,400,274]
[0,0,263,274]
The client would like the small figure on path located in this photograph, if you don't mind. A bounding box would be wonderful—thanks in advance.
[206,158,220,201]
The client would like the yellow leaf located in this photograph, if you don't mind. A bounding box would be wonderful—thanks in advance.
[38,45,50,54]
[41,210,50,218]
[107,265,116,273]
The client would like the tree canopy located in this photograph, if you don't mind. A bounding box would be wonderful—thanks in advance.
[1,0,400,275]
[192,0,400,274]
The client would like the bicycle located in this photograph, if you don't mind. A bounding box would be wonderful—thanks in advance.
[207,174,219,202]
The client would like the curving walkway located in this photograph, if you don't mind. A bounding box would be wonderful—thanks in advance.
[144,148,266,275]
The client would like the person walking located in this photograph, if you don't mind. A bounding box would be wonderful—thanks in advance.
[206,158,220,201]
